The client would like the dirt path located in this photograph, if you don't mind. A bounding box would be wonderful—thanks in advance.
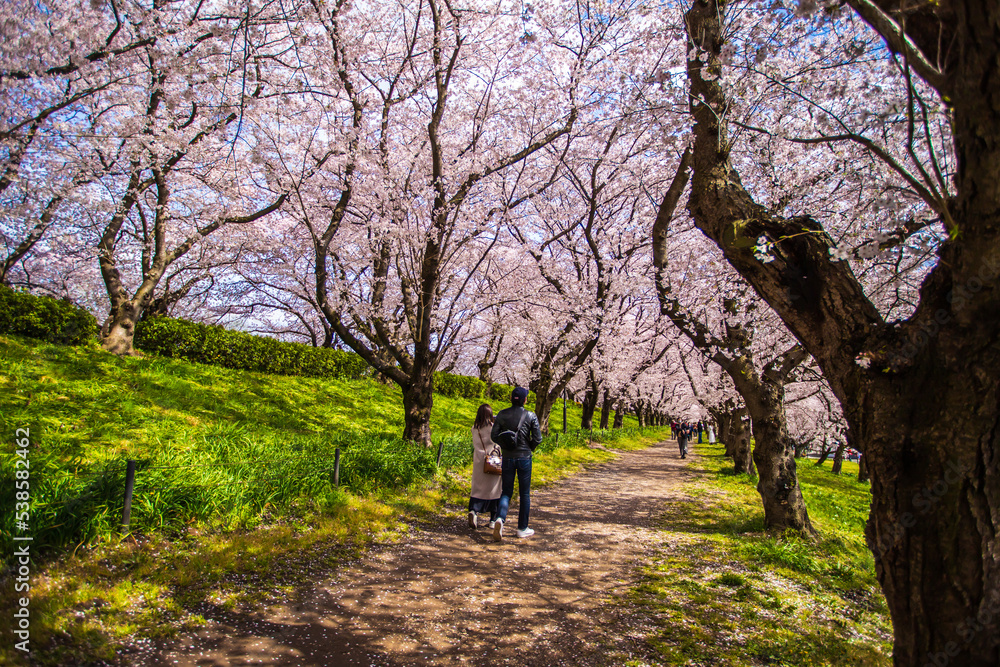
[152,439,692,666]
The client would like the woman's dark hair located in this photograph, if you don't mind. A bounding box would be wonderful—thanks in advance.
[474,403,494,430]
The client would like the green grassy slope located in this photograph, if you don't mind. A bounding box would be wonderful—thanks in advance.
[0,333,641,555]
[0,333,539,460]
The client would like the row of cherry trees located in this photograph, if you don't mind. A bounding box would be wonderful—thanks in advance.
[3,1,996,662]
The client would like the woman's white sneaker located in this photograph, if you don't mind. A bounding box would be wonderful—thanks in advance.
[516,527,535,538]
[493,519,503,542]
[468,511,477,529]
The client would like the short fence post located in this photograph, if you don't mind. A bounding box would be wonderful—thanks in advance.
[334,447,341,487]
[436,440,444,468]
[121,459,136,532]
[563,390,568,433]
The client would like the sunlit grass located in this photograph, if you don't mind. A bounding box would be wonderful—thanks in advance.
[0,334,651,557]
[0,333,668,665]
[629,441,892,666]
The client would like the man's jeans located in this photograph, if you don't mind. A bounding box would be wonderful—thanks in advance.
[497,456,532,531]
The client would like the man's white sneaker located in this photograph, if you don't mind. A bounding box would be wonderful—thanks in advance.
[488,520,496,529]
[493,519,503,542]
[468,511,477,529]
[516,527,535,538]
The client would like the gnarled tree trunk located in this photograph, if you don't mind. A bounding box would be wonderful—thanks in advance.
[857,454,869,483]
[580,372,599,430]
[683,0,1000,661]
[612,402,624,429]
[744,383,812,534]
[101,302,143,356]
[633,400,646,427]
[401,364,434,447]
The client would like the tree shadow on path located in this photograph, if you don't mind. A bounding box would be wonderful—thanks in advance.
[152,440,696,666]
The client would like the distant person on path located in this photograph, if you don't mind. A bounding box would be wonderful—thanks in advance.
[677,427,689,459]
[490,386,543,541]
[708,423,716,444]
[468,404,502,530]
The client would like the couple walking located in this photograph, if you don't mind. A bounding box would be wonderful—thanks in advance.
[469,387,542,542]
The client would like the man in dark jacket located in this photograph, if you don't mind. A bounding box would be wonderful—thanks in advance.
[677,427,689,459]
[490,386,543,541]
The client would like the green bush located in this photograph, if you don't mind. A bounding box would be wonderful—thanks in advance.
[487,381,537,405]
[134,318,535,401]
[431,376,539,408]
[433,371,486,399]
[0,285,97,345]
[134,317,372,380]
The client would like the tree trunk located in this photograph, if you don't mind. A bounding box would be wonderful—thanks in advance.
[599,389,613,430]
[401,369,434,447]
[815,440,834,466]
[101,302,143,355]
[529,337,599,436]
[716,410,735,456]
[612,402,624,429]
[744,383,814,535]
[731,416,754,476]
[580,376,599,431]
[857,454,869,483]
[830,439,847,475]
[633,401,646,427]
[862,394,1000,666]
[528,358,557,434]
[533,383,556,435]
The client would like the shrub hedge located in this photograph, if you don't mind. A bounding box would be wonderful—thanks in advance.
[433,371,535,405]
[134,317,372,380]
[135,317,536,402]
[0,285,97,345]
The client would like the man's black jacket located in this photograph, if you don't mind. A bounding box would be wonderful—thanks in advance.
[491,405,543,457]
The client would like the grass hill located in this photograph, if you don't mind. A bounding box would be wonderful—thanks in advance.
[0,333,641,557]
[0,333,663,665]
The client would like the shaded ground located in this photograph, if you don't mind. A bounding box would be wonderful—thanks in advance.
[151,439,692,666]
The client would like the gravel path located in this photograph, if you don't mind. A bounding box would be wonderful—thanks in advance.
[153,439,692,666]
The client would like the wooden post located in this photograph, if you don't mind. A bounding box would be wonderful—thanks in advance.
[334,447,341,487]
[436,440,444,468]
[121,459,136,532]
[563,389,567,433]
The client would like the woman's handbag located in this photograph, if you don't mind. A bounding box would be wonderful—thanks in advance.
[483,444,503,475]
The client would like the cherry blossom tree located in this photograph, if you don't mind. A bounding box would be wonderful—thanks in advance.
[2,1,292,352]
[260,0,660,445]
[682,0,1000,661]
[513,92,683,432]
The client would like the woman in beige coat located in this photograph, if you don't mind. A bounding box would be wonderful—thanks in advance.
[468,403,503,529]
